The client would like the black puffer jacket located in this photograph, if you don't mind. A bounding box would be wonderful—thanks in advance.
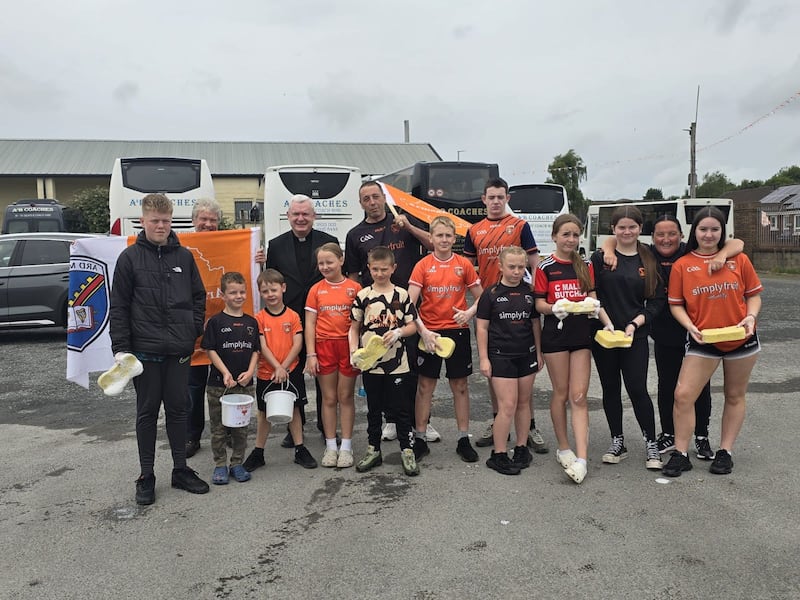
[110,231,206,356]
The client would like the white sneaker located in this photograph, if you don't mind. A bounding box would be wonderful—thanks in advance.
[336,449,354,468]
[425,423,441,443]
[565,460,587,484]
[97,352,144,396]
[381,422,397,441]
[556,449,577,469]
[321,448,338,468]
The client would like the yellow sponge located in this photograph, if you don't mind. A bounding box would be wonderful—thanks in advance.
[701,326,746,343]
[98,352,144,396]
[564,298,598,314]
[594,330,632,349]
[418,336,456,359]
[352,334,390,371]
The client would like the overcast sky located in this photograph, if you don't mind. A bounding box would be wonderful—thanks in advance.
[2,0,798,200]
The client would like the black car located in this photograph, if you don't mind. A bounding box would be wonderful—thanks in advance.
[0,232,102,328]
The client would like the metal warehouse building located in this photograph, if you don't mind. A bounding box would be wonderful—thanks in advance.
[0,139,441,227]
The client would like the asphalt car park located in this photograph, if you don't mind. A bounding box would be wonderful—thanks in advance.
[0,274,797,599]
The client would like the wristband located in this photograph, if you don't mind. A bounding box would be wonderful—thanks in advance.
[306,353,317,358]
[746,313,757,322]
[626,321,639,330]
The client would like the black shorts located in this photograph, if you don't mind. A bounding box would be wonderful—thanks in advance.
[256,367,307,412]
[416,328,473,380]
[489,354,538,379]
[542,342,592,354]
[686,331,761,361]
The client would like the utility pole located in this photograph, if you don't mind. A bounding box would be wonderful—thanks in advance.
[688,121,697,198]
[687,86,699,198]
[457,150,465,162]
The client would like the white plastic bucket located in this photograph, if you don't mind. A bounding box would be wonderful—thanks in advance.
[221,394,254,428]
[264,382,297,425]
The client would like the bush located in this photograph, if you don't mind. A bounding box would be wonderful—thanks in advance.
[66,186,109,233]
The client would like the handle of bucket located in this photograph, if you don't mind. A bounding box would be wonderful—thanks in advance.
[262,379,299,398]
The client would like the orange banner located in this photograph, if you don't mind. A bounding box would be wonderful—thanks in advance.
[381,183,473,237]
[126,228,261,366]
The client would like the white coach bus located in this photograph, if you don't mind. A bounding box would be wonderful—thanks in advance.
[109,157,215,236]
[263,164,362,244]
[580,197,735,257]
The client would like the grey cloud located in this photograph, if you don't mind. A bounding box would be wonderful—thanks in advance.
[452,25,474,39]
[0,58,61,110]
[307,73,386,129]
[186,72,222,94]
[112,81,139,103]
[706,0,749,34]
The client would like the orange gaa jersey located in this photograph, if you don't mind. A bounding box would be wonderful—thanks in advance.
[463,215,538,287]
[255,306,302,380]
[408,253,480,330]
[668,251,762,352]
[305,278,362,340]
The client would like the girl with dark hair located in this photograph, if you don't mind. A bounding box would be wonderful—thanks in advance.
[662,207,762,476]
[591,206,665,470]
[602,213,743,460]
[535,214,613,483]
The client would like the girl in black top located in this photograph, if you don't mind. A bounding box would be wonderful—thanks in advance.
[591,206,665,471]
[476,246,542,475]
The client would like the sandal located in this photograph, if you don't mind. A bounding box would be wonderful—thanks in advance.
[212,466,229,485]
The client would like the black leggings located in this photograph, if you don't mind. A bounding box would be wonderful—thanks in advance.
[133,357,191,476]
[654,342,711,437]
[592,336,656,441]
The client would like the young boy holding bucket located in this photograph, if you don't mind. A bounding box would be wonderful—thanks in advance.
[243,269,318,472]
[201,271,260,485]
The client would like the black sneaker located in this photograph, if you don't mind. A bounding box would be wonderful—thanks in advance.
[709,449,733,474]
[656,433,675,455]
[185,439,201,458]
[135,473,155,505]
[486,451,521,475]
[602,436,628,464]
[413,438,430,461]
[243,448,266,472]
[281,431,295,449]
[512,445,533,469]
[662,451,692,477]
[171,467,210,494]
[294,445,318,469]
[456,437,479,463]
[695,436,716,460]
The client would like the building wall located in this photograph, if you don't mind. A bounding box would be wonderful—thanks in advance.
[0,177,40,219]
[213,176,263,222]
[51,177,109,203]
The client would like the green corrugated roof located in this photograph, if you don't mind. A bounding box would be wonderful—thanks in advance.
[0,139,442,177]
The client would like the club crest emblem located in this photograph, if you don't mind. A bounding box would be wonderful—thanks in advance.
[67,256,110,352]
[454,266,464,277]
[506,226,515,235]
[283,322,292,333]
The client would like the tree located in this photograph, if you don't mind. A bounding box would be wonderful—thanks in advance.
[738,179,765,189]
[643,187,663,200]
[66,186,109,233]
[695,171,735,198]
[765,165,800,187]
[546,149,588,220]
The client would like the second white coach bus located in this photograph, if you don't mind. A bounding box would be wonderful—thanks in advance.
[109,157,215,236]
[580,197,735,257]
[263,164,362,244]
[508,183,569,256]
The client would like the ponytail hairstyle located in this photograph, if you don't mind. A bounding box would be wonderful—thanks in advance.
[609,205,661,298]
[551,214,592,293]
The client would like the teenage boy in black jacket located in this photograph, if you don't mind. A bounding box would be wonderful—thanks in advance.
[110,193,209,505]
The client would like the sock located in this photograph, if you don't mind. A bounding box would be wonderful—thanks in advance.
[294,444,305,453]
[325,438,338,451]
[680,451,688,457]
[530,418,536,430]
[415,430,426,441]
[340,438,352,452]
[696,436,708,440]
[557,449,572,459]
[457,431,469,440]
[252,447,264,455]
[575,458,587,466]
